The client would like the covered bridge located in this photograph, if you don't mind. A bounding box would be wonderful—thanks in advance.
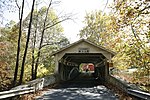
[51,39,116,82]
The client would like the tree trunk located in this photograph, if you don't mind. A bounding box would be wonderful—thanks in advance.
[13,0,25,86]
[31,9,38,80]
[33,0,52,79]
[31,28,37,80]
[19,0,36,85]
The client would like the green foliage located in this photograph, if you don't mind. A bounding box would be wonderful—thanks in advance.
[79,11,122,50]
[0,1,69,89]
[21,6,70,80]
[37,64,51,77]
[80,11,108,45]
[79,0,150,90]
[112,0,150,92]
[112,0,150,70]
[0,23,20,70]
[0,42,13,91]
[0,21,25,90]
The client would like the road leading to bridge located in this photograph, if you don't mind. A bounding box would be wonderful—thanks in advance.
[36,73,119,100]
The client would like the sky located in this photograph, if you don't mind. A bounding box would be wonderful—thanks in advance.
[2,0,113,43]
[56,0,113,42]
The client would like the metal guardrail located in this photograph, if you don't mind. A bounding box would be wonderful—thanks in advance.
[108,75,150,100]
[127,88,150,100]
[0,87,34,99]
[0,78,44,99]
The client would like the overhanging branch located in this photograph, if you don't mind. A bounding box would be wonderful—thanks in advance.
[44,17,71,30]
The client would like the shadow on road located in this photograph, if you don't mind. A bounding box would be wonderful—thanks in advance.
[36,73,118,100]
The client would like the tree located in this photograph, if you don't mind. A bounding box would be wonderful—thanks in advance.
[13,0,25,86]
[33,4,70,79]
[0,21,26,90]
[80,11,106,44]
[108,0,150,90]
[79,11,120,49]
[79,3,150,76]
[21,1,70,80]
[0,0,70,85]
[0,42,12,91]
[19,0,36,85]
[112,0,150,73]
[33,0,53,79]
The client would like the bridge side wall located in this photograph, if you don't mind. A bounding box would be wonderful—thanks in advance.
[105,60,109,80]
[106,75,128,92]
[58,62,78,81]
[43,74,61,87]
[95,59,109,82]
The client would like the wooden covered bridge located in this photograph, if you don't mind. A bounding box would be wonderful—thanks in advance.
[52,39,116,82]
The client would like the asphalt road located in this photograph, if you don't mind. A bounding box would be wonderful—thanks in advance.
[36,73,118,100]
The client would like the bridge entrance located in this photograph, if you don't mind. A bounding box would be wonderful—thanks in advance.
[51,39,116,82]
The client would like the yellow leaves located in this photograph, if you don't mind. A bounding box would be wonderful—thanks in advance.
[0,61,8,70]
[132,68,150,83]
[126,7,135,18]
[143,53,149,60]
[0,61,12,89]
[80,10,117,47]
[0,42,8,56]
[37,64,49,77]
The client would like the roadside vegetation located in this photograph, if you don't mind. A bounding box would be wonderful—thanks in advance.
[0,0,70,91]
[79,0,150,92]
[0,0,149,93]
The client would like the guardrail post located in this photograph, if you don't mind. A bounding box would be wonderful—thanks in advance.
[33,78,44,92]
[0,74,58,99]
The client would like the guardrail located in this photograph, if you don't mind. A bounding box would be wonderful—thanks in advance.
[0,74,59,100]
[0,87,34,99]
[0,78,44,100]
[107,75,150,100]
[127,88,150,100]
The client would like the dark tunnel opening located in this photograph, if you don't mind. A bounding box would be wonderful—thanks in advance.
[58,53,107,86]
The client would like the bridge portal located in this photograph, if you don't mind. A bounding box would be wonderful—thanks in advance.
[51,39,116,82]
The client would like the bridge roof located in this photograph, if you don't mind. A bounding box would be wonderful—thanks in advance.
[52,39,116,56]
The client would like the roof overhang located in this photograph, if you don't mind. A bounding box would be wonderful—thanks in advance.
[51,39,116,57]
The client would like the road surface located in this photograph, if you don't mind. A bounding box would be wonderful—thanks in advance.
[36,73,118,100]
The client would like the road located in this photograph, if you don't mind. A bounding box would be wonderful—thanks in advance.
[36,73,118,100]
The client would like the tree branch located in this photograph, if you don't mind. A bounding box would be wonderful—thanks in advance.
[44,17,71,30]
[130,24,150,56]
[102,0,108,15]
[15,0,21,19]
